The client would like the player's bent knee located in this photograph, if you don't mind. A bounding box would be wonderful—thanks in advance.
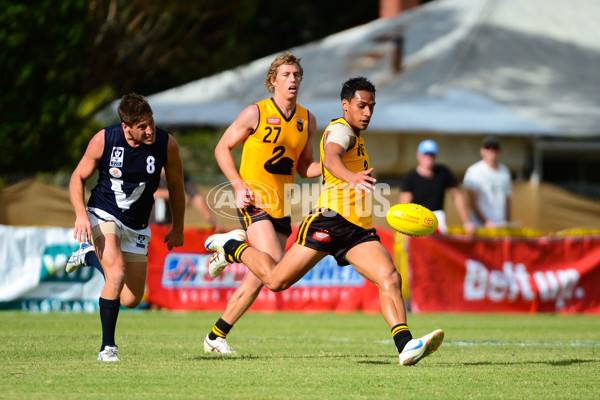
[380,270,402,292]
[265,280,289,292]
[120,296,142,309]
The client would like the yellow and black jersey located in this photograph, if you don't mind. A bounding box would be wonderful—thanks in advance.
[316,118,373,229]
[239,98,309,219]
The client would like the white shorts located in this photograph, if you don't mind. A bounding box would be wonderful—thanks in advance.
[432,210,448,234]
[87,207,151,256]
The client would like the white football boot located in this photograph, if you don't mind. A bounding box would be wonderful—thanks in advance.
[204,334,236,354]
[208,249,231,278]
[66,242,95,273]
[204,229,247,252]
[97,345,120,362]
[399,329,444,366]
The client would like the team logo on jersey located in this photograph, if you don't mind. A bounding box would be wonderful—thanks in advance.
[109,167,122,178]
[136,235,147,249]
[297,117,304,132]
[313,231,331,242]
[110,147,124,167]
[266,117,281,125]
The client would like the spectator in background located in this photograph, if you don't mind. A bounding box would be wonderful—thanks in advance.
[399,139,474,234]
[150,169,223,232]
[463,136,512,229]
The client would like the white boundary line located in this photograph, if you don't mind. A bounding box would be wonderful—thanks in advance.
[246,336,600,347]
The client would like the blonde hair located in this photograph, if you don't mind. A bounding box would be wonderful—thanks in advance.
[264,52,303,93]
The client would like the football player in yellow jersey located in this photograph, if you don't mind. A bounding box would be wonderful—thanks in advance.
[203,53,321,354]
[206,77,444,365]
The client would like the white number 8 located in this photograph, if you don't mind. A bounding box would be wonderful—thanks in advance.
[147,156,156,174]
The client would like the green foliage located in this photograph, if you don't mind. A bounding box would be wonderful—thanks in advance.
[0,0,90,173]
[0,312,599,399]
[173,128,243,185]
[1,0,377,176]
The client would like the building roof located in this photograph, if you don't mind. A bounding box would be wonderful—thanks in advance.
[121,0,600,137]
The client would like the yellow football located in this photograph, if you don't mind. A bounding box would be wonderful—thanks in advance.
[386,203,438,236]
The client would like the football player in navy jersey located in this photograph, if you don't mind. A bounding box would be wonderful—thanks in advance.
[68,93,186,361]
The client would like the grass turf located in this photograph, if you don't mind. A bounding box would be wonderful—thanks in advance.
[0,311,599,399]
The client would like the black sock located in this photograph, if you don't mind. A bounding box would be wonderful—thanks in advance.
[99,297,120,351]
[392,324,413,353]
[208,318,233,340]
[85,251,105,278]
[223,240,249,263]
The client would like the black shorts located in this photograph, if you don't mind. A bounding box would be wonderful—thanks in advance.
[295,208,380,266]
[237,205,292,237]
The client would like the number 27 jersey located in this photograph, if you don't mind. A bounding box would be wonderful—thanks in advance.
[239,98,309,219]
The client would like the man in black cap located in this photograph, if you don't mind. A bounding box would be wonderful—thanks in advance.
[399,139,474,234]
[463,136,512,228]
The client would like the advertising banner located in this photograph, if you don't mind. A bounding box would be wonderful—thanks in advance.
[146,225,395,312]
[408,234,600,313]
[0,225,104,312]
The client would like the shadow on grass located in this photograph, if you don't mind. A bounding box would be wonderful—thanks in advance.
[192,353,395,363]
[454,358,598,367]
[192,354,599,367]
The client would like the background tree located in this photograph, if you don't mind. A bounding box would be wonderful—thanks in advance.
[0,0,377,177]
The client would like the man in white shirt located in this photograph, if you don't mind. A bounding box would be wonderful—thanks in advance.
[463,136,512,228]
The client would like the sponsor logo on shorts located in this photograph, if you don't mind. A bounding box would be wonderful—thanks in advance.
[251,207,266,216]
[109,167,122,178]
[313,231,331,242]
[266,117,281,125]
[136,235,147,249]
[110,147,124,167]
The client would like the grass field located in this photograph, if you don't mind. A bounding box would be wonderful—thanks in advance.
[1,311,599,399]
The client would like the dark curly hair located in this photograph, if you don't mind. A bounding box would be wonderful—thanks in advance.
[340,77,375,101]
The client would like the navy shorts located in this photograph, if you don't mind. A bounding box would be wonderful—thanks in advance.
[237,205,292,237]
[295,208,380,266]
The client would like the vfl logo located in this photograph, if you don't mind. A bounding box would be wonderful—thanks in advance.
[297,117,304,132]
[267,117,281,125]
[313,231,331,242]
[136,235,147,249]
[110,147,124,167]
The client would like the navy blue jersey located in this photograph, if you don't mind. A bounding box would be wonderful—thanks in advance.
[87,123,169,229]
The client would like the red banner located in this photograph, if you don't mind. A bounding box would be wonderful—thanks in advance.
[147,225,394,312]
[408,234,600,313]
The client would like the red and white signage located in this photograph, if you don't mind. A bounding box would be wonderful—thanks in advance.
[408,234,600,313]
[147,225,394,312]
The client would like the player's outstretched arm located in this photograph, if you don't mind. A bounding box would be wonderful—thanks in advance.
[323,141,376,193]
[69,130,104,243]
[164,134,185,250]
[214,105,259,207]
